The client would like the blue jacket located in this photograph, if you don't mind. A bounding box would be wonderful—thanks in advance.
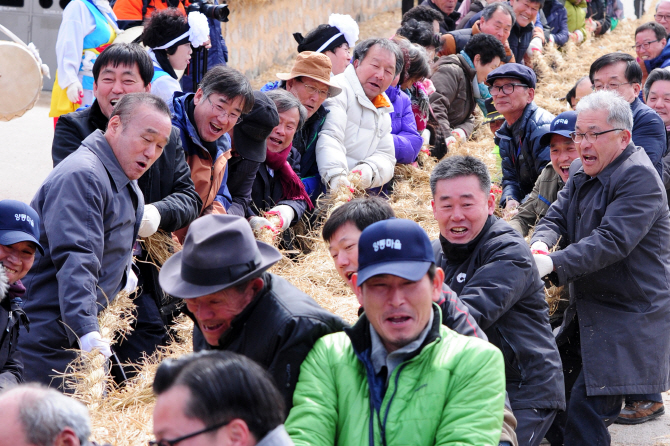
[385,85,423,164]
[643,41,670,73]
[497,102,554,206]
[171,91,233,211]
[630,97,666,177]
[543,0,569,47]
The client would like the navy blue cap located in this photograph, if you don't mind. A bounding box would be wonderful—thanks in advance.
[0,200,43,255]
[539,111,578,147]
[486,63,536,89]
[356,219,434,285]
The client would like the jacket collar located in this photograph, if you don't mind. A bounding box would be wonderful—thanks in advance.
[345,303,442,359]
[88,100,109,131]
[342,64,393,113]
[81,129,131,192]
[439,215,495,263]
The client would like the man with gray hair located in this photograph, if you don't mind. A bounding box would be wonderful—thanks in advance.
[656,0,670,35]
[20,93,172,389]
[531,91,670,444]
[316,38,401,192]
[429,155,564,446]
[0,385,92,446]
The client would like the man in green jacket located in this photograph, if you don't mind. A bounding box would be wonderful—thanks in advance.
[509,111,579,237]
[286,218,506,446]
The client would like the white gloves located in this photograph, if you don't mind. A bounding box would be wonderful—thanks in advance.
[138,204,161,237]
[531,241,550,255]
[445,136,458,147]
[452,128,466,142]
[123,268,138,294]
[79,331,112,358]
[421,129,431,146]
[66,80,84,104]
[329,175,351,191]
[574,29,584,43]
[266,205,294,232]
[533,254,554,278]
[249,216,275,232]
[502,199,519,220]
[526,37,543,57]
[351,163,374,189]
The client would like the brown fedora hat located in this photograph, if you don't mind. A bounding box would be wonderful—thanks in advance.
[159,215,282,298]
[277,51,342,97]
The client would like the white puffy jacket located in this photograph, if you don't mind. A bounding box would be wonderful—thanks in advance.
[316,64,397,188]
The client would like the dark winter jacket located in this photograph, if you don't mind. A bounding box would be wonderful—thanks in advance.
[433,216,565,411]
[190,273,346,411]
[0,281,28,389]
[531,144,670,396]
[440,22,515,63]
[225,153,261,218]
[428,54,477,159]
[250,162,308,224]
[587,0,616,36]
[663,132,670,193]
[22,130,143,386]
[543,0,569,46]
[630,97,666,177]
[497,102,554,207]
[421,0,461,33]
[509,163,564,236]
[385,85,423,164]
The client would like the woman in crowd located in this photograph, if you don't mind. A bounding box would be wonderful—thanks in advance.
[141,8,210,105]
[0,200,43,389]
[385,37,430,164]
[428,32,506,158]
[293,13,359,75]
[250,90,312,234]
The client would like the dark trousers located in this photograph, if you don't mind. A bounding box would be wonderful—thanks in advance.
[514,408,557,446]
[546,327,623,446]
[625,393,663,404]
[111,282,168,385]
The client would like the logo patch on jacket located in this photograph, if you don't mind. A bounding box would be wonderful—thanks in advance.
[456,273,467,283]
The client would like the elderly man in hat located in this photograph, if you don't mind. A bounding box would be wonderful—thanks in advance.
[0,200,44,389]
[531,91,670,444]
[262,52,343,202]
[286,218,506,446]
[158,214,345,411]
[487,63,554,218]
[317,38,402,192]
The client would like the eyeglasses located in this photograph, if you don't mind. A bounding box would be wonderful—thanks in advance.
[490,83,529,96]
[296,78,330,99]
[633,40,660,51]
[335,43,351,54]
[591,82,632,91]
[655,13,670,21]
[569,128,624,143]
[206,97,242,123]
[148,420,230,446]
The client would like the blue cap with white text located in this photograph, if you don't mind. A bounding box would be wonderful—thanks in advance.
[540,111,578,147]
[356,219,434,285]
[0,200,43,255]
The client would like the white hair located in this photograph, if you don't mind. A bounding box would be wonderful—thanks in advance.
[16,386,92,446]
[575,90,633,132]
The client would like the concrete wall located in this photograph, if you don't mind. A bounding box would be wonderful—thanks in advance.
[223,0,400,78]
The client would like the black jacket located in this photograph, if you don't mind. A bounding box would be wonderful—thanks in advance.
[250,163,308,225]
[421,0,461,33]
[532,145,670,396]
[191,273,346,411]
[51,100,201,313]
[433,216,565,411]
[226,154,261,218]
[0,281,28,389]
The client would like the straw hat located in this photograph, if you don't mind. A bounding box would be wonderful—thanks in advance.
[277,52,343,97]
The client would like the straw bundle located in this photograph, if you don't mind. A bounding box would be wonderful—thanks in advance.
[79,9,650,446]
[141,230,182,270]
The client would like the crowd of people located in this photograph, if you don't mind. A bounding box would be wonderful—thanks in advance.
[3,0,670,445]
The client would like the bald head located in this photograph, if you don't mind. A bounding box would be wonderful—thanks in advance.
[0,385,91,446]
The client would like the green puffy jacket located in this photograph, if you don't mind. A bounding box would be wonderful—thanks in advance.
[286,305,506,446]
[565,0,587,36]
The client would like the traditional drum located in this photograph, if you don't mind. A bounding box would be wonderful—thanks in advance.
[0,25,47,121]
